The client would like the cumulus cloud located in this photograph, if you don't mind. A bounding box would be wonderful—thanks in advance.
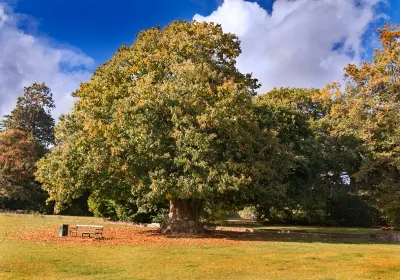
[0,3,94,120]
[194,0,384,93]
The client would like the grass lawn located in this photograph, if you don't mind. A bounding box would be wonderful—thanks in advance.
[218,219,397,234]
[1,214,400,280]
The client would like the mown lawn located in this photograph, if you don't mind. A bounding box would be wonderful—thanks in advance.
[219,219,396,234]
[1,214,399,280]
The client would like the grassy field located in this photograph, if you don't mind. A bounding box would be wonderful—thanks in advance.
[1,214,400,280]
[218,219,396,234]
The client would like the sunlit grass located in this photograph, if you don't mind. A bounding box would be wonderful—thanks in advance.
[1,214,399,280]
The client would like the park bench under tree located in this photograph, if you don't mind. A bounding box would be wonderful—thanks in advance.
[69,225,104,238]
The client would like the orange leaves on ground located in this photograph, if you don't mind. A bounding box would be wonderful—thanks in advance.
[8,224,266,246]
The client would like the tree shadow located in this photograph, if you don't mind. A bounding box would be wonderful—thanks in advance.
[155,230,400,245]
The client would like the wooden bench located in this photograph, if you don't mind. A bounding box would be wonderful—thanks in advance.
[68,225,78,236]
[70,225,104,239]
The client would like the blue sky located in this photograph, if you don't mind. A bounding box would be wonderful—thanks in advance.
[0,0,399,118]
[11,0,226,63]
[10,0,398,64]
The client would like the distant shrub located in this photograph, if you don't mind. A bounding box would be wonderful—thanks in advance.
[239,206,258,220]
[88,197,119,221]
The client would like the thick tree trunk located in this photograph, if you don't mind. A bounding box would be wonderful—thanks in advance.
[161,198,205,234]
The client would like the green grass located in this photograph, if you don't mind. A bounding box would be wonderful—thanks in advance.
[1,214,400,280]
[217,220,390,234]
[219,219,397,234]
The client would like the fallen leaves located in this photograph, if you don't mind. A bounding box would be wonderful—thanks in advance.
[8,224,268,246]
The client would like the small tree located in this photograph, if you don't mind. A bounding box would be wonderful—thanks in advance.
[36,21,288,232]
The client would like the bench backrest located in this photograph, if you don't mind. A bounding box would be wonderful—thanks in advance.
[75,225,104,232]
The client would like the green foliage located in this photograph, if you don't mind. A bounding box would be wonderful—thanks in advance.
[326,195,376,227]
[254,88,323,208]
[326,24,400,227]
[1,83,55,149]
[88,197,120,221]
[31,21,400,228]
[0,83,55,212]
[87,195,168,223]
[253,88,374,227]
[238,206,258,220]
[36,20,288,219]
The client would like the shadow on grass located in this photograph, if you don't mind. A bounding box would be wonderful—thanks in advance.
[151,230,400,245]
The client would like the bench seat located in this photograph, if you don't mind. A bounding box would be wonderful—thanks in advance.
[75,225,104,239]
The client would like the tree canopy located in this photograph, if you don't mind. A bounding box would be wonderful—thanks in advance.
[0,129,41,203]
[326,23,400,226]
[36,21,289,231]
[0,83,55,211]
[1,83,55,149]
[253,87,376,226]
[26,21,400,229]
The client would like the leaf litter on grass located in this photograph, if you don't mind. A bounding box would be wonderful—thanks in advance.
[8,224,277,246]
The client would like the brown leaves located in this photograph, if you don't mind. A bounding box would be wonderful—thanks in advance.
[9,224,263,246]
[0,129,39,200]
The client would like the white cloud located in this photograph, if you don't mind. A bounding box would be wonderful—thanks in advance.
[0,3,94,120]
[0,5,9,27]
[194,0,384,93]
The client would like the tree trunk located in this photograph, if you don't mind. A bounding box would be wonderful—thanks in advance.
[161,198,205,234]
[392,165,400,182]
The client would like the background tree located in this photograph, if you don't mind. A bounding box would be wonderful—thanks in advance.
[36,21,288,232]
[254,88,322,223]
[2,83,55,151]
[0,83,55,211]
[327,24,400,226]
[0,129,46,210]
[254,88,374,226]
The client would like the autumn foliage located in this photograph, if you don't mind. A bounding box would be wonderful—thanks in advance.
[2,20,397,229]
[0,129,39,201]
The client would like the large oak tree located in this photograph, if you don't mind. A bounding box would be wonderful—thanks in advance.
[36,21,288,232]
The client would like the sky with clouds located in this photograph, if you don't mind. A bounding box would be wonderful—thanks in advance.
[0,0,398,120]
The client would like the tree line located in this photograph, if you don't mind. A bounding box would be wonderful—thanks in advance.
[1,21,399,231]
